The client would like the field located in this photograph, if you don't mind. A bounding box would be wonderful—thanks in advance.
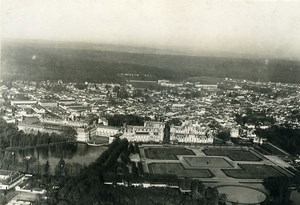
[148,163,214,178]
[203,148,261,161]
[183,157,233,168]
[144,147,195,160]
[222,164,284,179]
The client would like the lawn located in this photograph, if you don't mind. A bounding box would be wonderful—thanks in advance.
[203,148,261,161]
[222,164,284,179]
[183,157,233,168]
[148,163,214,178]
[144,147,195,160]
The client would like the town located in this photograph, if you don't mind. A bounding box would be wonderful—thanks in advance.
[1,78,299,145]
[0,77,300,204]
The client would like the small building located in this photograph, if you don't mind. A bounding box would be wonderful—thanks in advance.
[7,199,32,205]
[0,170,25,190]
[195,84,218,90]
[11,100,37,106]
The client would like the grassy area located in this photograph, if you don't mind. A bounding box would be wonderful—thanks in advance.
[148,163,214,178]
[183,157,233,168]
[203,148,261,161]
[254,146,269,155]
[222,164,284,179]
[144,147,195,160]
[260,143,288,156]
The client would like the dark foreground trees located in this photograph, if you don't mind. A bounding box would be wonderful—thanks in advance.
[48,138,225,205]
[105,114,151,127]
[255,125,300,155]
[263,176,294,205]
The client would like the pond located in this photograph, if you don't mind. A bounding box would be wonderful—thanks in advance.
[1,143,107,174]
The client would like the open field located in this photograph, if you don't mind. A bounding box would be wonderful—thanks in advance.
[222,164,284,179]
[183,157,233,168]
[203,148,261,161]
[148,163,214,178]
[144,147,195,160]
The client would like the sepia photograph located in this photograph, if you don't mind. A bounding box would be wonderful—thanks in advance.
[1,0,300,204]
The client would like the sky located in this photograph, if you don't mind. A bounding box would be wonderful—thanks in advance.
[1,0,300,59]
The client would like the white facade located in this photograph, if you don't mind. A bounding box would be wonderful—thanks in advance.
[0,171,25,190]
[7,200,32,205]
[230,128,239,138]
[170,121,213,144]
[76,128,90,142]
[121,121,165,142]
[17,123,63,135]
[41,117,87,128]
[195,84,218,90]
[11,100,37,106]
[96,125,120,137]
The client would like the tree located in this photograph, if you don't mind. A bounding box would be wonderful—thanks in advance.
[205,187,219,205]
[216,129,230,141]
[44,160,50,176]
[168,118,182,126]
[163,123,170,144]
[55,158,66,177]
[0,194,7,205]
[63,127,77,141]
[219,193,228,205]
[263,176,293,205]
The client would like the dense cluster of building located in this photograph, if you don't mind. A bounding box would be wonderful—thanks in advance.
[1,77,299,145]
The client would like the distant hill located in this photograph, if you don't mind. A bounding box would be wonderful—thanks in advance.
[1,40,300,84]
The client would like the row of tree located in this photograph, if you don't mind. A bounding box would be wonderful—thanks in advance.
[0,118,77,149]
[255,125,300,155]
[105,114,151,127]
[263,174,300,205]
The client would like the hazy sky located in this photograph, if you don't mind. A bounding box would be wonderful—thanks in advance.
[1,0,300,58]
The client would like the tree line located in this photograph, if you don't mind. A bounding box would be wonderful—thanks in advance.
[105,114,151,127]
[0,118,77,149]
[255,125,300,155]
